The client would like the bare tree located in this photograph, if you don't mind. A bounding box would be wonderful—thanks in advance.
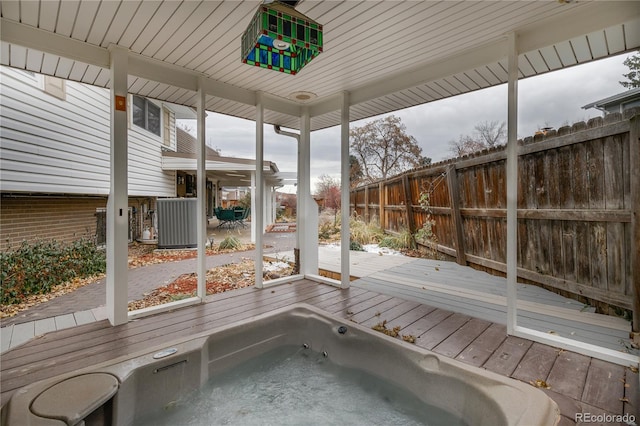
[314,174,341,210]
[448,120,506,157]
[475,120,506,148]
[350,115,423,182]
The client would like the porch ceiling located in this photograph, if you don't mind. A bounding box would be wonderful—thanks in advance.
[1,1,639,131]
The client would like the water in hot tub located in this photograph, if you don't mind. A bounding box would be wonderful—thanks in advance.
[136,345,466,425]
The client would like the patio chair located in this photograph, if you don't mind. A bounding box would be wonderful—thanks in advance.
[216,208,237,229]
[237,207,250,228]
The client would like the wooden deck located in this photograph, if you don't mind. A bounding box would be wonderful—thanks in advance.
[0,278,637,424]
[274,248,637,355]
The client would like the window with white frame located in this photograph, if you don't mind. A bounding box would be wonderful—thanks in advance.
[132,96,161,136]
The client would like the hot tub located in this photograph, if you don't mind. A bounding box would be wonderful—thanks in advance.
[2,304,559,425]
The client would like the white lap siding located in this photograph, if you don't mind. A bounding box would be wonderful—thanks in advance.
[0,67,175,197]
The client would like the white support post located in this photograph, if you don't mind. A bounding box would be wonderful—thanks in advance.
[196,79,207,299]
[250,172,256,243]
[506,32,518,335]
[106,45,129,326]
[340,92,351,289]
[255,95,264,288]
[299,107,318,275]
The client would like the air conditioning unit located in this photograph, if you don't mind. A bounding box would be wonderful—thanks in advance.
[157,198,197,249]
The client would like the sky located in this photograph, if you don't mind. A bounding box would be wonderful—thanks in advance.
[181,51,634,194]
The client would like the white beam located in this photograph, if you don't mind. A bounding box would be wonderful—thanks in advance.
[340,92,351,289]
[196,79,207,299]
[506,33,519,335]
[255,96,264,289]
[0,18,109,68]
[106,45,129,326]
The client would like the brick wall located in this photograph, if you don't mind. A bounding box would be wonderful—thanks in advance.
[0,196,157,251]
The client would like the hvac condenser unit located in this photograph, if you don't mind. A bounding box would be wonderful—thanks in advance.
[157,198,198,249]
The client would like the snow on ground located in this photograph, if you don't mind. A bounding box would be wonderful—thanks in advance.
[263,261,292,272]
[321,243,404,256]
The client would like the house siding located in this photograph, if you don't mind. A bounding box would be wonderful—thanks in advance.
[0,67,175,197]
[0,196,158,251]
[0,66,180,248]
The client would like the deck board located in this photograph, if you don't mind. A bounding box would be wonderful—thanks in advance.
[511,342,559,384]
[455,323,507,367]
[433,318,492,358]
[581,359,625,414]
[0,278,635,424]
[483,336,533,376]
[546,351,591,401]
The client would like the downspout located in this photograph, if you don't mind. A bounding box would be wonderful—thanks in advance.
[274,125,301,274]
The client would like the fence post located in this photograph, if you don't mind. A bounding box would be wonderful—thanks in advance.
[364,186,369,222]
[446,164,466,265]
[379,181,385,229]
[402,174,416,238]
[630,115,640,336]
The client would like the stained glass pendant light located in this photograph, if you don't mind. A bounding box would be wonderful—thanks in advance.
[241,1,323,75]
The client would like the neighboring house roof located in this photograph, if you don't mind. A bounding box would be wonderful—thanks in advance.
[175,127,220,157]
[582,87,640,112]
[165,128,295,187]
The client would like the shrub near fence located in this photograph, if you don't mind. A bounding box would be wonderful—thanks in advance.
[351,111,640,330]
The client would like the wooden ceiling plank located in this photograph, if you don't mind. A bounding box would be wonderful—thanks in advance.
[54,56,74,79]
[25,48,43,72]
[68,61,88,81]
[20,0,39,27]
[9,43,27,69]
[0,42,9,66]
[38,0,59,32]
[538,46,563,71]
[82,65,102,86]
[152,1,219,62]
[586,31,609,59]
[129,1,181,53]
[624,19,640,49]
[101,1,141,47]
[85,1,120,46]
[570,36,593,63]
[140,1,200,57]
[118,0,164,49]
[604,25,625,54]
[71,1,100,42]
[55,1,80,37]
[92,68,110,87]
[0,1,20,21]
[524,51,549,74]
[554,40,578,66]
[40,52,59,75]
[173,2,247,68]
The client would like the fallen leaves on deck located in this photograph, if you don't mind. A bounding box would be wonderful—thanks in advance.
[530,379,551,389]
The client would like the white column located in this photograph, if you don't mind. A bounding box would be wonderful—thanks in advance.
[255,95,264,288]
[196,79,207,299]
[106,45,129,326]
[506,32,519,334]
[299,107,318,275]
[250,171,256,243]
[340,92,351,288]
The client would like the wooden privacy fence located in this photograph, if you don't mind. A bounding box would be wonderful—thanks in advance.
[351,111,640,331]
